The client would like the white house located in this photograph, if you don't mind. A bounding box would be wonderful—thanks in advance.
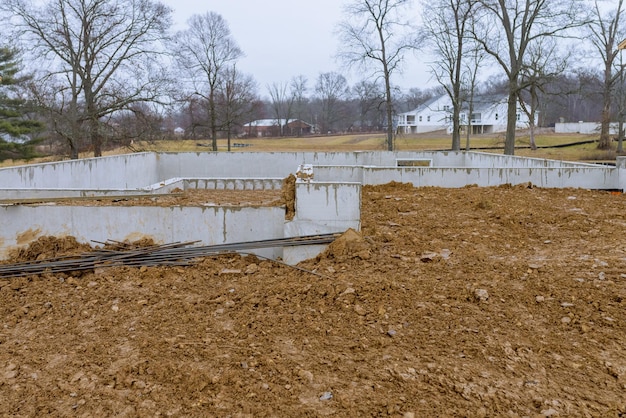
[396,94,534,135]
[396,95,452,134]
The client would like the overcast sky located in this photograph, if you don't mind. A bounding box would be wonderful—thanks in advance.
[161,0,431,97]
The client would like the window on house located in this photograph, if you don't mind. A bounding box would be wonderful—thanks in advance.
[427,116,431,122]
[495,113,498,120]
[419,116,422,122]
[443,105,450,111]
[516,113,521,121]
[407,115,415,124]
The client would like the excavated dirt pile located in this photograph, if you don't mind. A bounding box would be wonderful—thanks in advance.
[1,183,626,417]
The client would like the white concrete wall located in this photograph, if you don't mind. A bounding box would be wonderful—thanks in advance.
[1,150,621,265]
[283,180,362,264]
[184,178,284,190]
[360,166,620,189]
[0,204,285,260]
[463,152,594,168]
[1,151,605,191]
[0,153,159,189]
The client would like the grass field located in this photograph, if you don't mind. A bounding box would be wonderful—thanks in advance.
[133,131,612,162]
[0,131,616,168]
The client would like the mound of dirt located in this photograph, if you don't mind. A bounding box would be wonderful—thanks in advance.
[282,173,296,220]
[321,228,371,261]
[1,184,626,416]
[7,235,92,262]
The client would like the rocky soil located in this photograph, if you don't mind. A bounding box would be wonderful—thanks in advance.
[1,183,626,417]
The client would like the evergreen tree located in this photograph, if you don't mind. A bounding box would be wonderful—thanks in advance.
[0,46,42,161]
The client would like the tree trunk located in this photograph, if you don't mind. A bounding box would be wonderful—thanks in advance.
[618,118,625,153]
[91,117,102,157]
[598,62,613,149]
[451,105,461,151]
[504,89,518,155]
[210,89,218,151]
[384,74,394,151]
[529,123,536,150]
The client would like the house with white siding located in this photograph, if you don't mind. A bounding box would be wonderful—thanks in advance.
[396,95,534,135]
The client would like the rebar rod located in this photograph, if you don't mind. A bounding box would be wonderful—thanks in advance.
[0,233,340,278]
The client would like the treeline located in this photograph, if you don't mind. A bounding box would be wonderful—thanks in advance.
[0,0,622,160]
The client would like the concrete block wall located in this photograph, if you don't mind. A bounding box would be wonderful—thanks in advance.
[184,178,284,190]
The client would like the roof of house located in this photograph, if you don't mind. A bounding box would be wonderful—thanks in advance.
[244,119,303,127]
[399,94,513,115]
[399,96,445,115]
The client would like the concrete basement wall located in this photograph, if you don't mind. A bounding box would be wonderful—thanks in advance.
[0,174,362,264]
[360,166,620,189]
[0,151,607,191]
[0,153,159,189]
[464,152,603,168]
[184,178,284,190]
[1,151,623,264]
[283,179,362,265]
[0,204,285,260]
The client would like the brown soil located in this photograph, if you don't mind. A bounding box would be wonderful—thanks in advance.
[1,183,626,417]
[53,188,285,207]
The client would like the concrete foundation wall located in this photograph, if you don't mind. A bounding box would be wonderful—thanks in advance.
[0,177,362,264]
[360,167,619,189]
[0,150,621,265]
[0,204,285,260]
[0,151,605,190]
[463,152,595,168]
[283,180,361,264]
[184,178,284,190]
[0,153,159,189]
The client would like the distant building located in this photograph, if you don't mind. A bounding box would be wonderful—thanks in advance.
[173,127,185,136]
[243,119,314,137]
[555,122,619,135]
[396,94,535,135]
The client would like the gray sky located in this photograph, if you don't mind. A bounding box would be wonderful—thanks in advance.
[161,0,431,96]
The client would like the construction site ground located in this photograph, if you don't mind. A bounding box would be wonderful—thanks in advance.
[1,183,626,417]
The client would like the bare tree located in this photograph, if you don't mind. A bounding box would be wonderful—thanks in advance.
[397,87,439,112]
[290,75,309,136]
[314,72,350,134]
[517,38,569,150]
[267,82,295,137]
[5,0,172,158]
[337,0,416,151]
[462,45,486,150]
[423,0,477,151]
[473,0,587,155]
[587,0,625,150]
[173,12,243,151]
[216,65,260,151]
[352,79,385,132]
